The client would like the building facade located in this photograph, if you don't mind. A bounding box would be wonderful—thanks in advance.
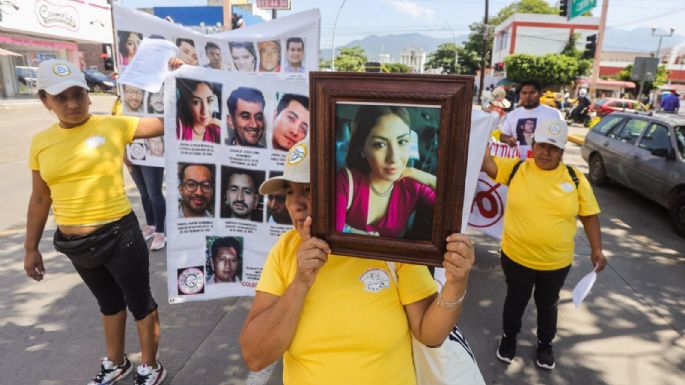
[491,13,600,75]
[400,45,426,74]
[0,0,113,98]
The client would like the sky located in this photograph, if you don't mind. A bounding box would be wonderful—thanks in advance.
[119,0,685,48]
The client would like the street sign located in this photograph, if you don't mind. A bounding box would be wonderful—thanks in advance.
[256,0,291,10]
[631,57,659,82]
[569,0,597,20]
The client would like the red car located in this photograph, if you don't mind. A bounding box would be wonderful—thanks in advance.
[590,97,647,118]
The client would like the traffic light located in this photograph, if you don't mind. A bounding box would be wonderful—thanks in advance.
[494,62,504,71]
[583,34,597,59]
[559,0,568,17]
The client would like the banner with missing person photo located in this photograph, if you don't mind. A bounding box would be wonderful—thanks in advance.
[112,4,318,169]
[112,4,319,302]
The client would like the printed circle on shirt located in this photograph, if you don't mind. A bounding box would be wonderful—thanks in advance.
[359,268,391,293]
[177,267,205,295]
[85,136,106,148]
[560,182,574,192]
[53,64,71,77]
[287,143,307,165]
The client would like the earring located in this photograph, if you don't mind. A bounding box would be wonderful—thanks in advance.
[360,151,366,158]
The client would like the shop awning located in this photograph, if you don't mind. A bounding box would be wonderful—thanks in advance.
[0,47,22,56]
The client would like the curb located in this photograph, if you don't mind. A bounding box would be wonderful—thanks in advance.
[567,134,585,145]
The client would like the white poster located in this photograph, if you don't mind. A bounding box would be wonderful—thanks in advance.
[467,141,528,239]
[113,4,319,169]
[164,67,310,302]
[110,4,319,303]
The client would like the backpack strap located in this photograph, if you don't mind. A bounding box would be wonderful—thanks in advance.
[566,165,579,189]
[508,160,579,190]
[507,160,524,185]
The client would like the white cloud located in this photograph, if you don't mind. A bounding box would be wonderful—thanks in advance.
[385,0,436,19]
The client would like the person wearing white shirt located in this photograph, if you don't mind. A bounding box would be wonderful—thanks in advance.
[500,80,562,147]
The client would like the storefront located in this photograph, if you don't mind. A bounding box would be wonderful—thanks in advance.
[0,0,112,98]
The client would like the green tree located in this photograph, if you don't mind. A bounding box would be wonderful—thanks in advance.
[504,53,591,87]
[319,58,332,70]
[334,46,367,72]
[425,43,459,74]
[384,63,412,73]
[425,43,481,75]
[561,32,581,58]
[613,64,668,96]
[463,0,559,70]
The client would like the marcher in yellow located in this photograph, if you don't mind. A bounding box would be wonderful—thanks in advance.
[481,119,607,370]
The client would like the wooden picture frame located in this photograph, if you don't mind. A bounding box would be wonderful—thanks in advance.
[309,72,473,266]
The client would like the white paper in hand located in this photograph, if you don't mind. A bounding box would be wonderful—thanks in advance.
[572,269,597,308]
[118,39,178,93]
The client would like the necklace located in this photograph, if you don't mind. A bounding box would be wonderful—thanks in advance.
[370,182,394,197]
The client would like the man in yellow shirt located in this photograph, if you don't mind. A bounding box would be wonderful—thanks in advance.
[482,119,607,370]
[240,138,476,384]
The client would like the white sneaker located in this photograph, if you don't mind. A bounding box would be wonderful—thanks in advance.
[134,361,167,385]
[88,355,133,385]
[142,225,156,241]
[150,233,166,251]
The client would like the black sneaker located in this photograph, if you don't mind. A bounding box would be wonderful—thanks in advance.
[536,342,556,370]
[496,334,516,364]
[88,355,133,385]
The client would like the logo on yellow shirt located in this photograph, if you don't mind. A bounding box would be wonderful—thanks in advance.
[85,136,106,148]
[560,182,574,192]
[360,268,391,293]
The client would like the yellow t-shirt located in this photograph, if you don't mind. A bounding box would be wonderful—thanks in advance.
[29,115,139,225]
[256,229,437,385]
[495,157,600,270]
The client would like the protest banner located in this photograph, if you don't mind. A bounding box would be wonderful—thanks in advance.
[113,4,320,302]
[468,141,529,239]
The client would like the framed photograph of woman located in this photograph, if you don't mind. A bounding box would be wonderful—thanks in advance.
[309,72,473,266]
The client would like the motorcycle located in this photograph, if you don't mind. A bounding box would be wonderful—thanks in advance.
[565,99,594,128]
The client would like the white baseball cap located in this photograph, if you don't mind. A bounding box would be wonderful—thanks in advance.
[259,137,310,195]
[37,59,88,95]
[534,119,568,149]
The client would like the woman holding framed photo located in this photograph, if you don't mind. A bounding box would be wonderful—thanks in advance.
[335,105,437,239]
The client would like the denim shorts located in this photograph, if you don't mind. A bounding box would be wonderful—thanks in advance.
[66,211,158,320]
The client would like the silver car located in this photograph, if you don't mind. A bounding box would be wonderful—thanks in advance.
[581,112,685,237]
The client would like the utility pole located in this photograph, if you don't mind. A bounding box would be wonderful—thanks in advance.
[222,0,232,31]
[588,0,608,99]
[331,0,348,72]
[478,0,489,103]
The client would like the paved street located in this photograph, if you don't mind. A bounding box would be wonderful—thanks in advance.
[0,100,683,385]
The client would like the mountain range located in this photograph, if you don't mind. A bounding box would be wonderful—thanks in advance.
[320,27,685,63]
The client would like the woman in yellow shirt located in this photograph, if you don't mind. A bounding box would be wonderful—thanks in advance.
[482,119,607,370]
[23,59,180,385]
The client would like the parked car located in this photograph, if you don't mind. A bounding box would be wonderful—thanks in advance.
[83,68,116,93]
[15,66,38,88]
[581,112,685,236]
[589,97,647,118]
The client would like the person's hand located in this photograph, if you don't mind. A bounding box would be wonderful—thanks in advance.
[295,216,331,288]
[168,57,184,71]
[504,135,517,147]
[591,250,607,273]
[442,233,475,287]
[24,249,45,281]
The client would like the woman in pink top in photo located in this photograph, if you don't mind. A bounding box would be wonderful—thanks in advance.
[335,105,437,239]
[176,78,221,143]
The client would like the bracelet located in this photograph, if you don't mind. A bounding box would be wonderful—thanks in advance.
[435,280,467,311]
